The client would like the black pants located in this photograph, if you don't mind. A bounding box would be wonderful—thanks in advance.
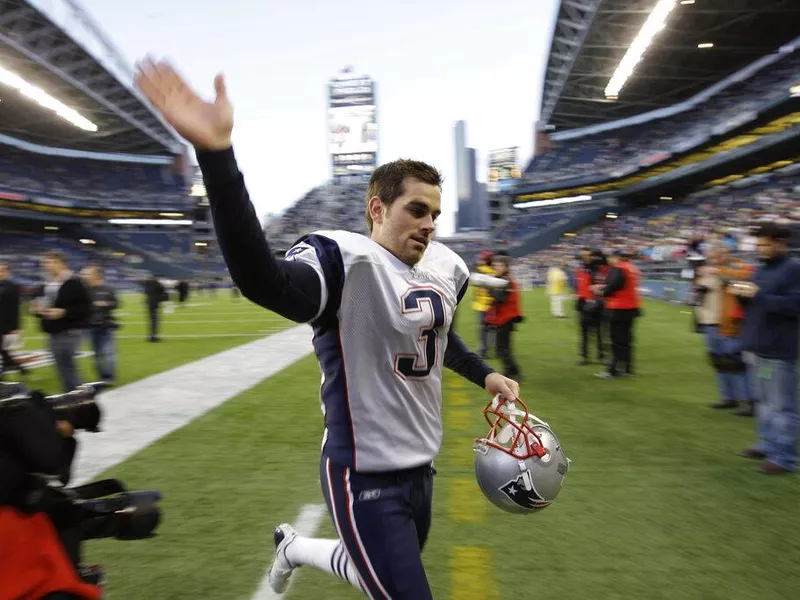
[495,322,520,378]
[579,312,605,361]
[148,305,160,340]
[608,313,636,374]
[321,456,435,599]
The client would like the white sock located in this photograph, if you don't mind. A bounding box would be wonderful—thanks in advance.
[286,536,363,591]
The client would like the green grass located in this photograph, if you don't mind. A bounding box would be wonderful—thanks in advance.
[76,290,800,599]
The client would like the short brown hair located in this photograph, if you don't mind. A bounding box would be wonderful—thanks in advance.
[365,159,443,232]
[43,250,67,265]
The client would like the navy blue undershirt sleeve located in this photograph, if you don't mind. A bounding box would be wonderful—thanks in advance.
[196,147,322,323]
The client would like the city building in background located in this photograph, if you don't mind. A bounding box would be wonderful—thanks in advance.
[327,67,378,184]
[453,120,489,232]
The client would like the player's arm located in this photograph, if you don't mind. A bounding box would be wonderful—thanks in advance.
[196,148,322,323]
[131,62,322,323]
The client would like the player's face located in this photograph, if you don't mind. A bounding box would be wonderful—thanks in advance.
[381,177,441,266]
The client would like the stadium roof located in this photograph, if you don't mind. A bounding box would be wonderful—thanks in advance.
[539,0,800,132]
[0,0,183,155]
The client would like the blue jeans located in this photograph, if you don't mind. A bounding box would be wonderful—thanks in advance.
[702,326,751,403]
[748,355,798,471]
[89,327,116,381]
[49,330,83,392]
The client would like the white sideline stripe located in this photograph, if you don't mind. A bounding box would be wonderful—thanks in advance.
[120,319,282,325]
[25,331,285,341]
[72,324,315,485]
[251,504,328,600]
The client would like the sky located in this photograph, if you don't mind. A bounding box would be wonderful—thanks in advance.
[37,0,558,236]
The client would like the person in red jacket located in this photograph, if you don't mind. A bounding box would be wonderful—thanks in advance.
[485,254,523,380]
[592,249,642,378]
[574,248,609,366]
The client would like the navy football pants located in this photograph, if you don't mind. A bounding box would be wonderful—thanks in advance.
[320,456,435,599]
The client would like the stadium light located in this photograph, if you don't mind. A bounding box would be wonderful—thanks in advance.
[0,65,98,132]
[44,225,59,231]
[79,239,96,245]
[159,212,184,217]
[604,0,677,99]
[697,43,714,49]
[513,194,593,210]
[680,0,694,4]
[107,219,193,225]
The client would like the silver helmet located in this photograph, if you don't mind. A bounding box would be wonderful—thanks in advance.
[473,394,570,515]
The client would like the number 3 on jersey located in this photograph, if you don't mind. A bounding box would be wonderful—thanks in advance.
[395,288,446,379]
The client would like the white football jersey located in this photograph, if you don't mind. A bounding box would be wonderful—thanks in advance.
[285,230,470,473]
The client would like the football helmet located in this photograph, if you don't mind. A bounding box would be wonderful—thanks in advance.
[473,394,570,514]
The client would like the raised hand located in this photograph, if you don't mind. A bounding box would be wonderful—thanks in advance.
[134,58,233,151]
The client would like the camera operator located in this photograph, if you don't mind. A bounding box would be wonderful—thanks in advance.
[694,245,755,415]
[575,248,609,366]
[0,385,102,600]
[0,382,162,599]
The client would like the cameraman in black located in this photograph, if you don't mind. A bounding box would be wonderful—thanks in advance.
[0,382,162,599]
[0,384,102,599]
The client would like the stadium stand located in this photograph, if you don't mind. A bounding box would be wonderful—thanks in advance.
[0,0,223,289]
[0,146,189,208]
[525,51,800,186]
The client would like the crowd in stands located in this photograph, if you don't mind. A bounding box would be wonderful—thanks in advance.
[0,230,147,289]
[0,146,188,208]
[514,171,800,286]
[524,51,799,185]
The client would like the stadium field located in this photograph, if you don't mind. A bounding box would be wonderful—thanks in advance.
[18,290,799,599]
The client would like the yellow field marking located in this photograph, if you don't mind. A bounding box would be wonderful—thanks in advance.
[448,478,485,523]
[450,546,497,600]
[447,389,469,406]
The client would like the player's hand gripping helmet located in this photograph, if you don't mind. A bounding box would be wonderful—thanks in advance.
[473,394,570,514]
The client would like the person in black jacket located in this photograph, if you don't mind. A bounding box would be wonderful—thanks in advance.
[143,273,166,342]
[0,262,27,378]
[731,222,800,475]
[81,266,119,384]
[30,251,91,393]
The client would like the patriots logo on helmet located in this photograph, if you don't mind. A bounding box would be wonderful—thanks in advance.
[499,475,546,509]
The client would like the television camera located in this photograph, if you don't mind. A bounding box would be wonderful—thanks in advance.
[0,380,163,597]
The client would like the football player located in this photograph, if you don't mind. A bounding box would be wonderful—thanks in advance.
[134,59,519,599]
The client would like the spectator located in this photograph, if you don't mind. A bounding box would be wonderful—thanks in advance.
[30,251,91,392]
[733,223,800,474]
